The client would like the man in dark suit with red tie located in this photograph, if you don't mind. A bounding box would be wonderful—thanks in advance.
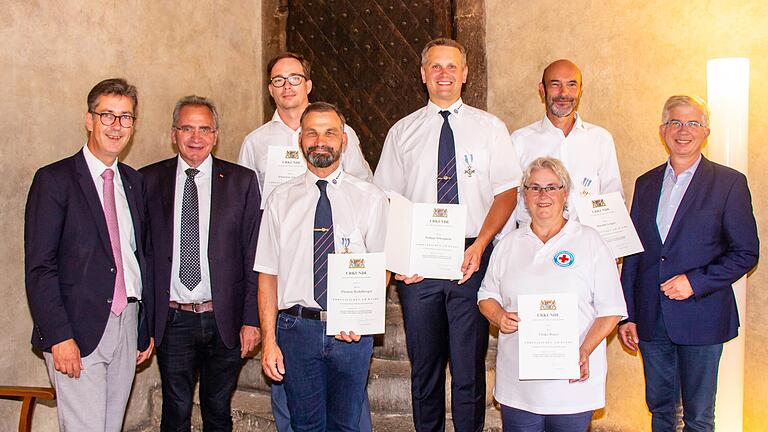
[141,95,262,431]
[619,95,759,431]
[25,78,154,431]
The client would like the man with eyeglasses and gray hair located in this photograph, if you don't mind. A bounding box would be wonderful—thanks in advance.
[25,78,154,430]
[141,95,262,430]
[619,95,759,431]
[239,52,373,432]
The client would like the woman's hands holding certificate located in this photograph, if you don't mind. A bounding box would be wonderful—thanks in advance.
[336,331,362,342]
[478,299,520,334]
[570,347,591,383]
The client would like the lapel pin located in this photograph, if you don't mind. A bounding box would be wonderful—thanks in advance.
[219,173,224,178]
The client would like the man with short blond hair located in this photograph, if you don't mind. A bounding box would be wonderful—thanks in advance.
[374,38,521,431]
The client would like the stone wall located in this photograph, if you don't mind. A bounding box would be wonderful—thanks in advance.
[487,0,768,430]
[0,2,262,430]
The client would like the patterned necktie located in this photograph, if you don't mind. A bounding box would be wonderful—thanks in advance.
[313,180,334,310]
[179,168,201,291]
[101,168,128,316]
[437,110,459,204]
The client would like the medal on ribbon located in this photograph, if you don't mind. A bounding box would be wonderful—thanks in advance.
[463,154,475,178]
[341,237,351,254]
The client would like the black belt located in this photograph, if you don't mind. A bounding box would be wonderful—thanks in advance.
[281,305,327,321]
[127,297,139,303]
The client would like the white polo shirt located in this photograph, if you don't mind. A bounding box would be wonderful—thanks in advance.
[253,166,388,310]
[373,99,522,238]
[478,220,627,414]
[238,110,373,191]
[510,114,623,225]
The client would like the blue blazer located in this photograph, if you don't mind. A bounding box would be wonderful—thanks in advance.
[25,151,154,356]
[140,156,261,349]
[621,156,759,345]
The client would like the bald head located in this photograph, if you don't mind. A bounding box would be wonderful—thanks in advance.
[539,59,583,120]
[541,59,582,85]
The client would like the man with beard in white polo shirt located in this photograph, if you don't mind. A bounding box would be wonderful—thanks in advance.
[508,60,622,229]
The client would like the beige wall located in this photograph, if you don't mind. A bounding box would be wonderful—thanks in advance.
[487,0,768,430]
[0,1,262,430]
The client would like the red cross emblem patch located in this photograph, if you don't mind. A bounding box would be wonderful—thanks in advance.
[553,251,575,267]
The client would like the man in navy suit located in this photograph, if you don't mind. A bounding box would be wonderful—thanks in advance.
[619,95,759,431]
[141,95,262,431]
[25,78,154,431]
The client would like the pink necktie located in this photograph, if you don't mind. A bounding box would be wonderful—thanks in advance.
[101,168,128,316]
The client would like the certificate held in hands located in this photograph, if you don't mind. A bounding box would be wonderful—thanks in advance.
[517,293,580,380]
[326,252,387,336]
[572,191,644,258]
[384,192,466,280]
[261,145,307,209]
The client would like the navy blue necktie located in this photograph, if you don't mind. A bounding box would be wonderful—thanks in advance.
[313,180,334,309]
[179,168,201,290]
[437,110,459,204]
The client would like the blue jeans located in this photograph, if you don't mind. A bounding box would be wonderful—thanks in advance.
[157,309,242,432]
[639,316,723,432]
[271,382,372,432]
[500,405,592,432]
[277,311,373,432]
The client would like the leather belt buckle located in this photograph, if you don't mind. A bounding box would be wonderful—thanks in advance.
[320,310,327,322]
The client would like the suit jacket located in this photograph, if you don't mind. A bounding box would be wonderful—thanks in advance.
[25,151,153,356]
[621,156,759,345]
[141,156,261,349]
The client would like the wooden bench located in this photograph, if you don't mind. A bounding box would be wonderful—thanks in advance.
[0,386,56,432]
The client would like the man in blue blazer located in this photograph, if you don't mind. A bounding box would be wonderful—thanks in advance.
[141,95,262,431]
[619,95,759,431]
[25,78,154,431]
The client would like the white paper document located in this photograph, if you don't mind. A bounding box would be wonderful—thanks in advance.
[517,293,580,380]
[572,192,644,258]
[326,252,387,336]
[261,145,307,209]
[384,193,466,280]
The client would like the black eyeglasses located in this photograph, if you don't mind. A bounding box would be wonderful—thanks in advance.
[523,184,566,194]
[270,74,307,88]
[90,111,135,128]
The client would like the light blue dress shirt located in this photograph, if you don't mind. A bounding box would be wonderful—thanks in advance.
[656,155,702,243]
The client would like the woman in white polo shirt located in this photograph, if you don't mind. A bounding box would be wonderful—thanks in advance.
[478,157,626,431]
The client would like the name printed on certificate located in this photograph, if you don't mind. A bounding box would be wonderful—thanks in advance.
[326,252,387,336]
[517,293,580,380]
[572,191,644,259]
[384,192,466,280]
[261,145,307,209]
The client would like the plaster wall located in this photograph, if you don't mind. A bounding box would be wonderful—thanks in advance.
[0,1,262,430]
[487,0,768,430]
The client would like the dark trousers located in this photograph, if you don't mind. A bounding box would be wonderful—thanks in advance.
[157,309,243,432]
[500,405,592,432]
[277,311,373,432]
[398,240,492,432]
[639,314,723,432]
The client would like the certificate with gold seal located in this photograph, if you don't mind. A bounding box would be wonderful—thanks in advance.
[384,192,466,280]
[517,293,580,380]
[326,252,387,336]
[572,192,644,258]
[262,145,307,209]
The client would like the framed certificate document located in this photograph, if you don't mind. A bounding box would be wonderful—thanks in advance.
[517,293,580,380]
[384,192,466,280]
[261,145,307,209]
[326,252,387,336]
[572,192,644,258]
